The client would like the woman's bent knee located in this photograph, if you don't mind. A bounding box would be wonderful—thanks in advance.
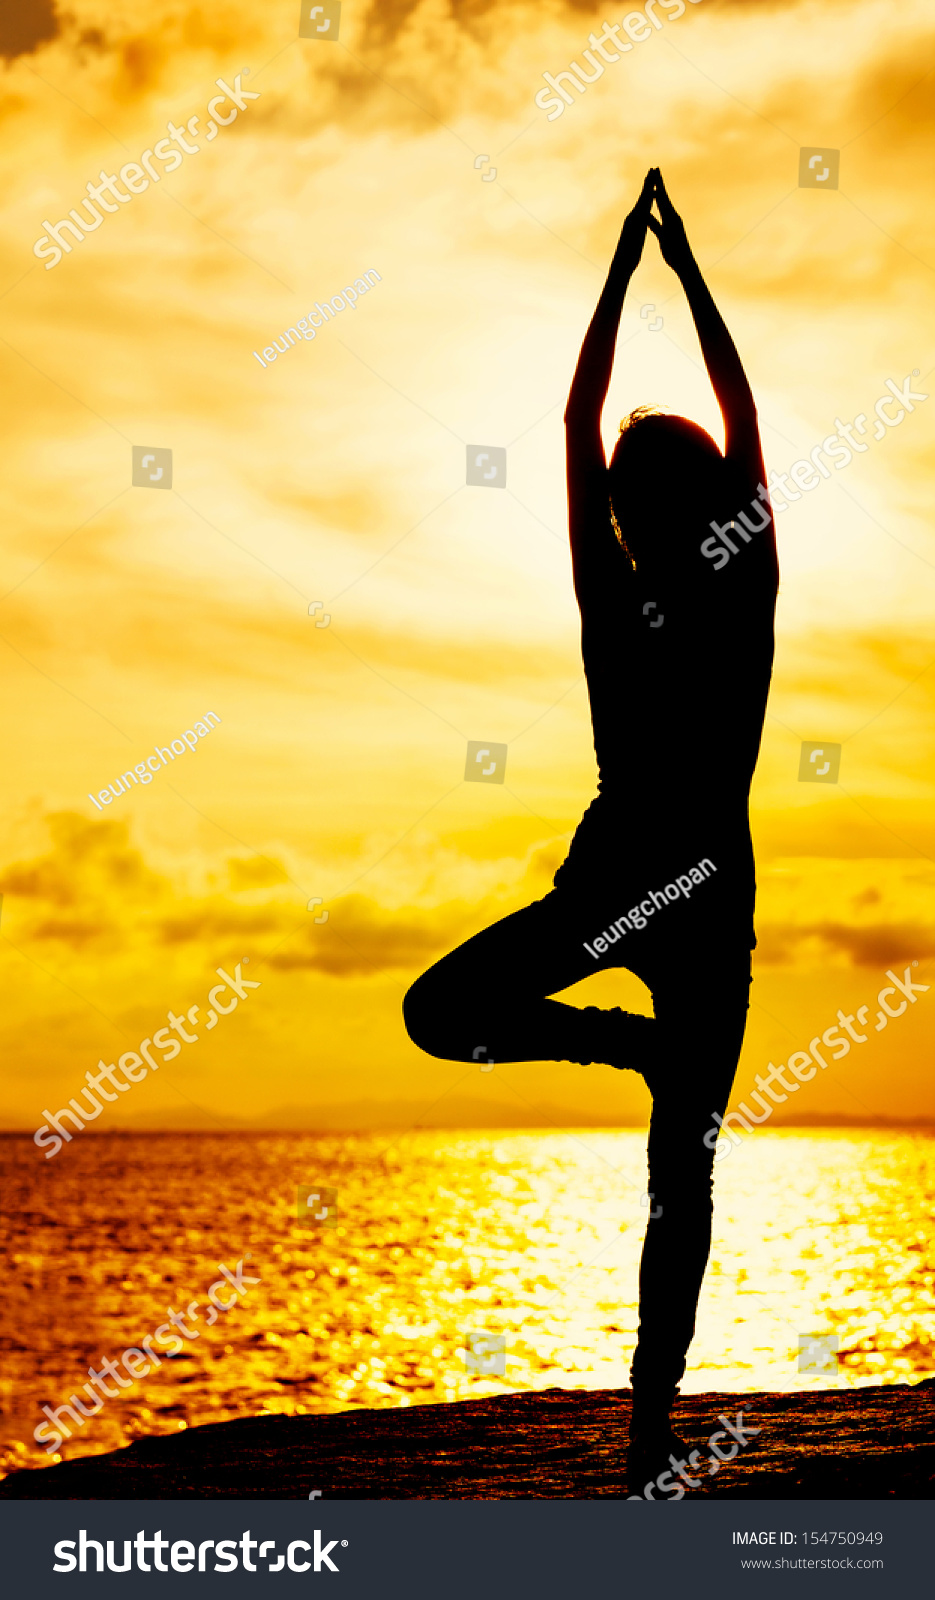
[403,968,457,1058]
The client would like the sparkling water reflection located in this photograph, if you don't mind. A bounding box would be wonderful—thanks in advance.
[1,1129,932,1474]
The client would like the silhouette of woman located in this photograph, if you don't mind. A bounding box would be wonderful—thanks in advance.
[403,170,778,1489]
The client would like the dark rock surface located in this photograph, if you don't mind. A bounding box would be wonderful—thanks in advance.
[2,1381,933,1500]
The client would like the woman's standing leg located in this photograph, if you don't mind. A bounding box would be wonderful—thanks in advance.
[627,947,752,1452]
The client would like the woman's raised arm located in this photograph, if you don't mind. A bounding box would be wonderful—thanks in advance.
[647,172,763,489]
[565,169,656,433]
[564,169,656,604]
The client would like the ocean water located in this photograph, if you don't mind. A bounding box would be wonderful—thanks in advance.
[1,1128,933,1476]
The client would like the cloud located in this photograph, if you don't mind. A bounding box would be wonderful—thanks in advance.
[0,811,518,976]
[227,855,290,891]
[266,891,472,975]
[155,905,283,945]
[0,811,163,918]
[0,0,59,60]
[2,0,934,1129]
[756,919,935,966]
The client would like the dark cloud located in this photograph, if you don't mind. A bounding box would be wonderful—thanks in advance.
[29,915,108,946]
[266,891,476,975]
[852,887,882,909]
[756,919,935,966]
[228,856,290,891]
[839,34,935,146]
[0,813,497,973]
[353,0,601,52]
[267,841,566,975]
[0,812,163,914]
[0,0,59,60]
[355,0,814,53]
[156,907,283,945]
[11,816,930,982]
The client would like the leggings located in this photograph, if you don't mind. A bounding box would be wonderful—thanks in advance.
[403,883,753,1412]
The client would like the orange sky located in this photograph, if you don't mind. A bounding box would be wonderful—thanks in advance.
[1,0,934,1135]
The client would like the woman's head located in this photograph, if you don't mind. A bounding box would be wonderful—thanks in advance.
[608,407,733,574]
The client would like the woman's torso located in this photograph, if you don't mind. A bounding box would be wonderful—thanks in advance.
[554,523,776,928]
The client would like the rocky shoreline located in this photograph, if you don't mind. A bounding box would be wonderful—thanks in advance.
[2,1380,933,1499]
